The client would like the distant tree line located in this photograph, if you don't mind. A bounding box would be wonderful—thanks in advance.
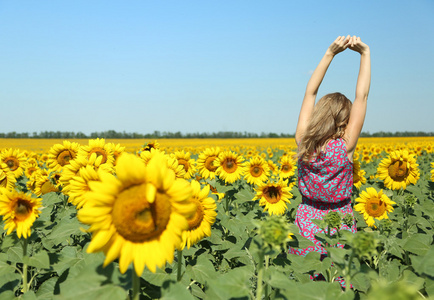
[0,130,433,139]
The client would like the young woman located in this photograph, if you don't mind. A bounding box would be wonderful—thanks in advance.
[289,35,371,257]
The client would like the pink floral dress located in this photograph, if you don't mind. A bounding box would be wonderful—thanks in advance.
[288,138,356,256]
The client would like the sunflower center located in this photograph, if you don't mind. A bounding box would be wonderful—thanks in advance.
[5,157,19,171]
[365,197,386,217]
[41,181,57,195]
[57,150,73,166]
[388,160,408,181]
[89,147,108,164]
[187,197,204,230]
[223,158,237,173]
[204,156,218,172]
[250,166,262,177]
[178,159,189,172]
[14,199,32,221]
[111,184,172,243]
[281,164,290,172]
[263,186,282,204]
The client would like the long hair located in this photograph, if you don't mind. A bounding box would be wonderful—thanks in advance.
[298,92,352,163]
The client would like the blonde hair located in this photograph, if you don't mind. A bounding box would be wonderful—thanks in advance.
[298,92,352,163]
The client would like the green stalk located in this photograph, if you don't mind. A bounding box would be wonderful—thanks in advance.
[264,255,270,300]
[177,250,183,281]
[22,238,28,293]
[131,269,140,300]
[256,250,264,300]
[345,250,355,292]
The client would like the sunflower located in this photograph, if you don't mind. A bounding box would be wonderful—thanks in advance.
[253,179,294,216]
[171,150,196,179]
[0,163,17,190]
[214,151,246,184]
[180,180,217,249]
[377,150,420,190]
[278,156,297,179]
[0,148,27,178]
[244,156,270,186]
[107,143,125,166]
[354,187,395,227]
[267,160,279,175]
[0,189,42,238]
[431,162,434,182]
[141,140,160,152]
[67,165,106,209]
[47,140,80,171]
[24,159,40,179]
[196,147,221,180]
[353,160,367,189]
[60,153,114,194]
[77,138,115,167]
[33,172,60,196]
[77,152,196,275]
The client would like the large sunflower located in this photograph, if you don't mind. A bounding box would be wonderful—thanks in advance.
[47,141,80,171]
[77,152,196,276]
[244,156,270,186]
[196,147,221,180]
[253,179,294,216]
[278,155,297,179]
[214,151,246,184]
[354,187,395,227]
[0,148,27,178]
[377,150,420,190]
[0,189,42,238]
[180,180,217,249]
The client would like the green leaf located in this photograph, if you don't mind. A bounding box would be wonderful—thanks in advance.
[160,281,195,300]
[142,267,177,287]
[45,218,84,246]
[0,259,15,277]
[21,291,38,299]
[6,245,23,264]
[264,266,295,290]
[23,249,50,269]
[35,277,58,299]
[185,255,218,284]
[411,245,434,276]
[403,233,431,256]
[205,267,253,299]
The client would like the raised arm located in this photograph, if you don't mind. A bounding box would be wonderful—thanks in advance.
[295,35,351,144]
[344,37,371,156]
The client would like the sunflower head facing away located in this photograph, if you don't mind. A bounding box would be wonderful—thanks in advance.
[377,150,420,190]
[78,152,196,276]
[354,187,395,227]
[0,189,42,238]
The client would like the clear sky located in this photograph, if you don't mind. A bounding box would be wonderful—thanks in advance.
[1,0,433,136]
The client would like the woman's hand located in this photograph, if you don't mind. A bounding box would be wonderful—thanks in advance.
[326,35,351,56]
[349,36,370,54]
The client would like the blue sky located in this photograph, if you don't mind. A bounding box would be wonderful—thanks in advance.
[1,1,433,135]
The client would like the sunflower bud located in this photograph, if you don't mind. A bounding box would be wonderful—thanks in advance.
[352,231,378,259]
[342,214,354,228]
[258,215,293,252]
[324,211,342,230]
[404,194,417,209]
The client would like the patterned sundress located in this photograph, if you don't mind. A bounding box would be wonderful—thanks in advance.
[288,138,356,257]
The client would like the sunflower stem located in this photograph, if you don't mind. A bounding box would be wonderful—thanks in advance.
[177,250,183,281]
[22,238,28,293]
[345,250,355,293]
[264,255,269,300]
[131,269,140,300]
[256,250,265,300]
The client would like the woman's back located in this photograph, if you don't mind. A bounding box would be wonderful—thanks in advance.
[298,138,353,203]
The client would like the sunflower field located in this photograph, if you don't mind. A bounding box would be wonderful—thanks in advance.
[0,137,433,300]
